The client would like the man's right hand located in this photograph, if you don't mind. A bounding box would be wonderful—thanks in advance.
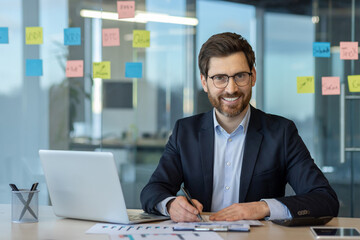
[167,196,203,222]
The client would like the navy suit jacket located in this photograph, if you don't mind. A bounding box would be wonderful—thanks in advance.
[140,106,339,218]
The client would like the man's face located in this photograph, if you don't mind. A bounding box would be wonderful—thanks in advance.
[201,52,256,118]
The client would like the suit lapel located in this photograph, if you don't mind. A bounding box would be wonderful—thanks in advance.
[239,106,263,203]
[199,111,214,211]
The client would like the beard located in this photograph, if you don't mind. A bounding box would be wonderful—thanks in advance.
[207,90,252,118]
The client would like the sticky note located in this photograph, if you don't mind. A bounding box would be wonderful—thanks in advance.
[117,1,135,19]
[348,75,360,92]
[93,61,111,79]
[26,59,43,76]
[133,30,150,48]
[66,60,84,78]
[25,27,43,45]
[322,77,340,95]
[102,28,120,47]
[297,76,314,94]
[64,28,81,46]
[125,62,142,78]
[340,41,358,60]
[313,42,330,58]
[0,27,9,44]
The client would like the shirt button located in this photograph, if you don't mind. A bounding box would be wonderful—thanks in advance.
[228,138,232,142]
[225,186,230,190]
[226,162,231,166]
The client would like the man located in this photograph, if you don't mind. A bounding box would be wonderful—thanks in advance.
[140,32,339,223]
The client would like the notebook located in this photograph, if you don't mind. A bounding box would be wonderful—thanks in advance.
[39,149,169,224]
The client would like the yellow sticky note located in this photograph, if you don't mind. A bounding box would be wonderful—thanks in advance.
[26,27,43,45]
[297,76,315,93]
[93,61,111,79]
[348,75,360,92]
[133,30,150,48]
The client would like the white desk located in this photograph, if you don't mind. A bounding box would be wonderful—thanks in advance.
[1,204,359,240]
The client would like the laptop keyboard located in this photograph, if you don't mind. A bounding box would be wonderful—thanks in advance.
[128,214,153,221]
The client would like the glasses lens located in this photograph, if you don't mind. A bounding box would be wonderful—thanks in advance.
[234,73,250,86]
[212,75,228,88]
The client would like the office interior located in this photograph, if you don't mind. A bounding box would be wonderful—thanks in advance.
[0,0,359,217]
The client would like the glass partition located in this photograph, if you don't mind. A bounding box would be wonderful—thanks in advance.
[0,0,359,216]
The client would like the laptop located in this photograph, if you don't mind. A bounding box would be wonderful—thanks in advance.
[39,149,169,224]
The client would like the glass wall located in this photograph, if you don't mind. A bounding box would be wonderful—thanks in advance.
[0,0,359,216]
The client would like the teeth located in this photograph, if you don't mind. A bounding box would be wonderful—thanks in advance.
[223,97,239,102]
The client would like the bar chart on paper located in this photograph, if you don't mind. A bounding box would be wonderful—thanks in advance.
[110,232,224,240]
[87,224,224,240]
[86,224,175,234]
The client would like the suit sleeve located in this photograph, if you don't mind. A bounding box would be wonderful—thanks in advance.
[276,121,339,218]
[140,120,183,214]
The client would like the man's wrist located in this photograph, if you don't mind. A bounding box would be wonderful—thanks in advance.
[260,200,270,218]
[166,198,176,213]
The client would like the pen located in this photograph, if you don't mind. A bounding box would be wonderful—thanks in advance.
[19,182,38,221]
[181,186,204,222]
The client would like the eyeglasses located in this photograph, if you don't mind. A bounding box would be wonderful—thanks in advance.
[208,72,252,89]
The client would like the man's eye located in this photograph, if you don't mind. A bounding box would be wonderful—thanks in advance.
[214,75,227,81]
[235,73,246,79]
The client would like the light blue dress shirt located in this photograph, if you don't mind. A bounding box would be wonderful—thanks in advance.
[156,106,292,220]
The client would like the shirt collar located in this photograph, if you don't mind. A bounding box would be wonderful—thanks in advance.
[213,105,251,135]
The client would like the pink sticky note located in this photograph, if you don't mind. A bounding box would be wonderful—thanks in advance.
[66,60,84,78]
[117,1,135,19]
[322,76,340,95]
[102,28,120,47]
[340,41,358,60]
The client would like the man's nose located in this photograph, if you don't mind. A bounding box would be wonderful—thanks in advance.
[225,77,238,93]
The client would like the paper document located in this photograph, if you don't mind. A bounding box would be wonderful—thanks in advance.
[109,232,223,240]
[86,224,178,234]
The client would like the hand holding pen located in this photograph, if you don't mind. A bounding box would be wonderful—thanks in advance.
[181,186,204,222]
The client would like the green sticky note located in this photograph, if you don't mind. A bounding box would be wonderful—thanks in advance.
[93,61,111,79]
[348,75,360,92]
[133,30,150,48]
[297,76,315,93]
[26,27,43,45]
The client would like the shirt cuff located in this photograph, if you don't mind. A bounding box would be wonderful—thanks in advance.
[261,198,292,220]
[155,196,176,216]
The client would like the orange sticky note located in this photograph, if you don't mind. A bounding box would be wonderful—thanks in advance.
[102,28,120,47]
[340,41,358,60]
[66,60,84,78]
[117,1,135,19]
[322,77,340,95]
[26,27,43,45]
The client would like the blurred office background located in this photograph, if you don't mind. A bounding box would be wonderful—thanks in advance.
[0,0,359,217]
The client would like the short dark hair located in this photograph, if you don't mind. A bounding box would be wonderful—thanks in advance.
[198,32,255,76]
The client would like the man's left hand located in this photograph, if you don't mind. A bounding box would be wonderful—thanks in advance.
[209,201,270,221]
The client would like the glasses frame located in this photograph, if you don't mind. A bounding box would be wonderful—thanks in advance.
[208,71,253,89]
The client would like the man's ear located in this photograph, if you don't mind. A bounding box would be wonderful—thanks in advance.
[201,74,208,93]
[251,68,257,87]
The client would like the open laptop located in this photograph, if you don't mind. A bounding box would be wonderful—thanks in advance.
[39,149,169,224]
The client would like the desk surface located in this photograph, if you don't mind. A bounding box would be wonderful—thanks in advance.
[1,204,359,240]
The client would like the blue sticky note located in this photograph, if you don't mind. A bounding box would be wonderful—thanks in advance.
[64,27,81,46]
[0,27,9,44]
[125,62,142,78]
[313,42,330,58]
[26,59,43,76]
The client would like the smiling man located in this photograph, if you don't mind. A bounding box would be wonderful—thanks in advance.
[140,32,339,223]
